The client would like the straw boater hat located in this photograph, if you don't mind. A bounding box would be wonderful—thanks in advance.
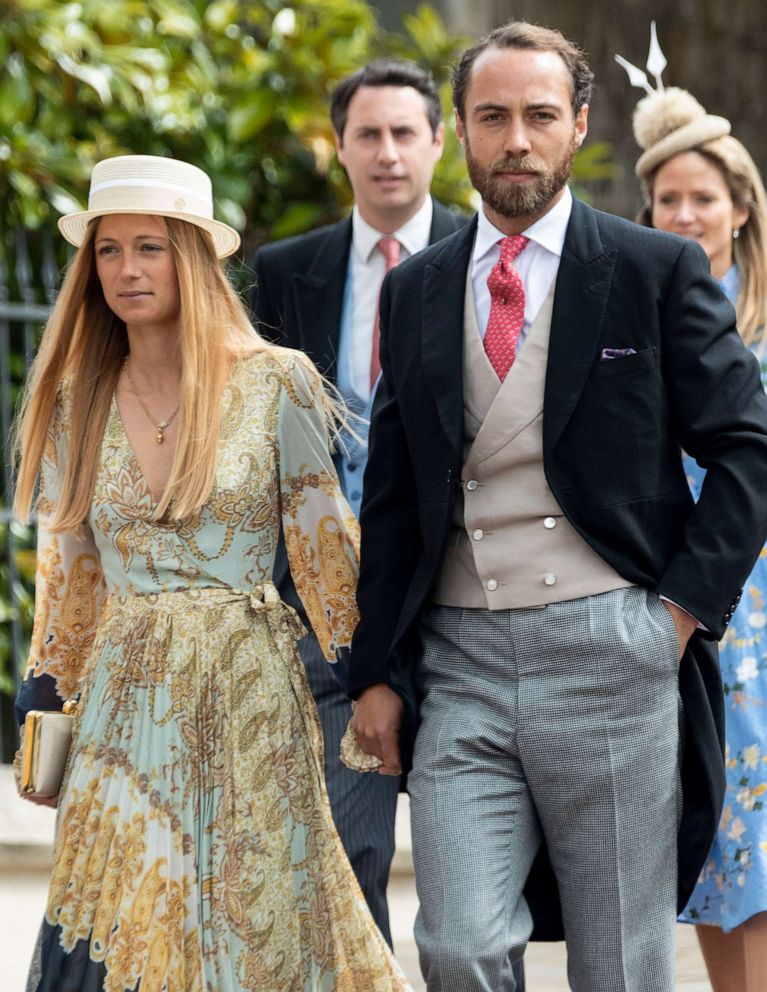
[616,22,732,179]
[58,155,241,258]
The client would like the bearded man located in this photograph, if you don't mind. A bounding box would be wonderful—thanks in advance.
[345,20,767,992]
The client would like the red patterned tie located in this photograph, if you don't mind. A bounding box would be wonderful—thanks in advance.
[370,236,401,389]
[484,235,529,381]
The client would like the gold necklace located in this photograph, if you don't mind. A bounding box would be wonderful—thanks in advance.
[122,357,180,445]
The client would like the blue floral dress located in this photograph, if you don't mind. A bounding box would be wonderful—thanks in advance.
[679,271,767,931]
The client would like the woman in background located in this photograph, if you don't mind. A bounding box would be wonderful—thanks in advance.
[630,78,767,992]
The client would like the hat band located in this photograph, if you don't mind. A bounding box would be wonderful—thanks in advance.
[88,181,213,220]
[635,115,731,177]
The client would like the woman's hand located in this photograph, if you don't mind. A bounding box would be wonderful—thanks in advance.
[21,793,59,808]
[12,747,59,807]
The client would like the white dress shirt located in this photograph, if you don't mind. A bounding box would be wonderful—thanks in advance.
[471,185,573,346]
[349,198,433,400]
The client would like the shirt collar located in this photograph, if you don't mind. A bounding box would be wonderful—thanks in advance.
[352,197,434,263]
[719,263,740,305]
[474,185,573,264]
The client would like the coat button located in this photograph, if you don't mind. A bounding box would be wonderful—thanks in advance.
[487,579,498,591]
[466,480,478,492]
[543,517,556,529]
[544,573,556,586]
[473,529,484,541]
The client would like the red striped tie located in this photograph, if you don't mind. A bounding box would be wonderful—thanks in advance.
[370,236,401,389]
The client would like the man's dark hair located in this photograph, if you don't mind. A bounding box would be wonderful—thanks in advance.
[452,21,594,120]
[330,59,442,140]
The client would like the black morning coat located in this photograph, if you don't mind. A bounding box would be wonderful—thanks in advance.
[346,197,767,940]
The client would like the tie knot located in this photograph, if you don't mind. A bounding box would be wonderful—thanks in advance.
[377,236,401,270]
[498,235,529,267]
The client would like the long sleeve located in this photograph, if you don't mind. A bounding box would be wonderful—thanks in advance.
[14,388,106,725]
[276,357,360,665]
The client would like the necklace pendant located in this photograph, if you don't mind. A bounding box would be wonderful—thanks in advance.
[123,357,180,443]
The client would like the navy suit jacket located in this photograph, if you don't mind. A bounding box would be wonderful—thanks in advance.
[250,198,465,380]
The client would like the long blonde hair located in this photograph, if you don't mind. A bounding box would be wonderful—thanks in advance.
[640,135,767,348]
[13,217,276,528]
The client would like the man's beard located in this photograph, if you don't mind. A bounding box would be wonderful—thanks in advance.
[465,137,577,218]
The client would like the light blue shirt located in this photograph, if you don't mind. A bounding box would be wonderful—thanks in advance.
[719,263,739,305]
[335,272,371,517]
[335,202,433,516]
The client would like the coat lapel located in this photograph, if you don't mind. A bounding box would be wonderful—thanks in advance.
[290,205,460,381]
[543,198,617,456]
[421,218,477,452]
[291,218,352,379]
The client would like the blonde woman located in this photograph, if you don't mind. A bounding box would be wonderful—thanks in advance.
[13,155,410,992]
[624,51,767,992]
[634,103,767,354]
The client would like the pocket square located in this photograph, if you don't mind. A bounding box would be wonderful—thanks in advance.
[600,347,637,361]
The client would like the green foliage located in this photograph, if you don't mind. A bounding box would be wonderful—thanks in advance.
[0,0,474,252]
[0,0,614,245]
[571,141,622,203]
[396,5,474,212]
[0,519,34,695]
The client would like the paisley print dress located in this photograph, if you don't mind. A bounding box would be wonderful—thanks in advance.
[16,351,411,991]
[679,340,767,932]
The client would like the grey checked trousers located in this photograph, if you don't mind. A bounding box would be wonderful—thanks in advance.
[410,587,681,992]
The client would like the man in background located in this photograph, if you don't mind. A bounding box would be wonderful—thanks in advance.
[250,59,469,955]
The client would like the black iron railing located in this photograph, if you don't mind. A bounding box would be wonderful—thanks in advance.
[0,226,60,760]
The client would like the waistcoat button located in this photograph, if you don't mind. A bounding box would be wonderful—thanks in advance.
[544,573,556,586]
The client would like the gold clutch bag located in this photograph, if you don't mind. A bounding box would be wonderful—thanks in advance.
[19,699,78,799]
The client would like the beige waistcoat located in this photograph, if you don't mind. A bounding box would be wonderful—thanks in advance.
[432,269,632,610]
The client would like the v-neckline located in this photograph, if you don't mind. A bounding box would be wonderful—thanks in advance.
[110,392,165,509]
[108,354,254,512]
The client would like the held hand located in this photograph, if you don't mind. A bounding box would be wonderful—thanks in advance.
[12,748,58,807]
[351,683,404,776]
[662,600,698,660]
[22,793,59,808]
